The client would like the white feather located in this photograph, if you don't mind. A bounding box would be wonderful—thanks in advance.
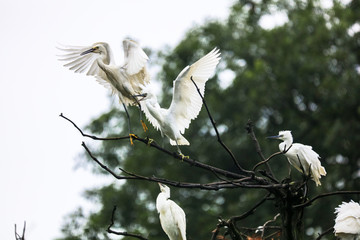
[334,200,360,239]
[141,48,220,147]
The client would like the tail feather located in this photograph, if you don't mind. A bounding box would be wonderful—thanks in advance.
[169,135,190,146]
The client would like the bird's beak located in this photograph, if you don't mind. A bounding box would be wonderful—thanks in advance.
[80,47,95,56]
[158,182,165,188]
[267,135,281,139]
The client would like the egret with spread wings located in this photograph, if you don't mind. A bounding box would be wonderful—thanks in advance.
[156,183,187,240]
[58,39,150,140]
[141,48,221,153]
[268,130,326,186]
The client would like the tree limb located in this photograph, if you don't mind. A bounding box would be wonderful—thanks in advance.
[293,190,360,209]
[190,77,251,176]
[107,206,148,240]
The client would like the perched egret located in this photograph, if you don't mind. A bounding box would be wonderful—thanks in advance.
[334,200,360,240]
[268,130,326,186]
[156,183,186,240]
[140,48,221,153]
[58,39,150,136]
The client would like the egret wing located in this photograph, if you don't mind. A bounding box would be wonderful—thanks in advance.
[122,39,149,77]
[140,100,162,132]
[57,44,110,79]
[168,48,220,133]
[169,200,186,240]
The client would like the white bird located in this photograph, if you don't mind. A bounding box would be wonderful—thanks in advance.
[334,200,360,240]
[58,39,150,134]
[268,130,326,186]
[140,48,221,152]
[156,183,186,240]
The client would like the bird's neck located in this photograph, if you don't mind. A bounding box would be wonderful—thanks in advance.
[156,192,169,213]
[279,138,293,152]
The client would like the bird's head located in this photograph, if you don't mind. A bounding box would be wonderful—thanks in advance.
[80,42,109,56]
[267,130,292,141]
[158,183,170,197]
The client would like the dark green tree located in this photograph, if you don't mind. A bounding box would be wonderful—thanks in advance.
[57,0,360,239]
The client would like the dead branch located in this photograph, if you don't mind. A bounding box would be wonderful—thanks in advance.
[107,206,148,240]
[15,221,26,240]
[190,77,251,176]
[293,190,360,209]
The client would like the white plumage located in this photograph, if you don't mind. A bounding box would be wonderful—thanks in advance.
[140,48,221,150]
[268,130,326,186]
[334,200,360,240]
[156,183,186,240]
[58,39,150,107]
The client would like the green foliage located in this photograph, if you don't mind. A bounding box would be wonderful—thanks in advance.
[57,0,360,239]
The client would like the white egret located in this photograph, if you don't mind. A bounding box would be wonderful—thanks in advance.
[156,183,187,240]
[140,48,221,153]
[334,200,360,240]
[58,39,150,140]
[268,130,326,186]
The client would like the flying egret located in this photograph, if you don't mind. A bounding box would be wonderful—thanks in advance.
[156,183,187,240]
[334,200,360,240]
[140,48,221,153]
[267,130,326,186]
[58,39,150,141]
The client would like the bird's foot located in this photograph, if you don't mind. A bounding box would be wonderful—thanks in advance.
[146,137,154,147]
[129,133,137,145]
[141,120,148,132]
[178,153,189,161]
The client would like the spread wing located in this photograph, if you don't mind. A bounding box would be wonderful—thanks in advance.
[57,43,112,79]
[122,39,149,76]
[167,48,220,133]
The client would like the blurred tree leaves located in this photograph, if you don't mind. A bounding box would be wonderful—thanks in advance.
[57,0,360,239]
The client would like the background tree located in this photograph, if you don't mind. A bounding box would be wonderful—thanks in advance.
[56,0,360,239]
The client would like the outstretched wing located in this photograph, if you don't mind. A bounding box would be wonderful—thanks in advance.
[122,39,149,76]
[58,43,120,94]
[168,48,221,133]
[57,43,111,79]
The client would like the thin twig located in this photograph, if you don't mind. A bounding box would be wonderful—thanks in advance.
[107,206,148,240]
[252,151,282,172]
[293,190,360,208]
[190,77,252,176]
[315,227,334,240]
[60,113,129,140]
[231,193,272,222]
[15,221,26,240]
[246,120,276,179]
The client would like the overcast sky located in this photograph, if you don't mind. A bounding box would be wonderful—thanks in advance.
[0,0,235,239]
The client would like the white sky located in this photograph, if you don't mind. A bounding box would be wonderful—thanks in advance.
[0,0,234,239]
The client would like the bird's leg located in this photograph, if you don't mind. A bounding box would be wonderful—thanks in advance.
[131,94,148,133]
[176,141,189,160]
[122,103,135,145]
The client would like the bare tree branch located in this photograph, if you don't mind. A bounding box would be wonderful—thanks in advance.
[82,141,288,190]
[245,120,276,180]
[15,221,26,240]
[190,77,251,176]
[293,190,360,209]
[315,227,334,240]
[107,206,148,240]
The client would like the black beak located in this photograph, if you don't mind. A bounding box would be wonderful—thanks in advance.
[267,135,281,139]
[80,48,95,56]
